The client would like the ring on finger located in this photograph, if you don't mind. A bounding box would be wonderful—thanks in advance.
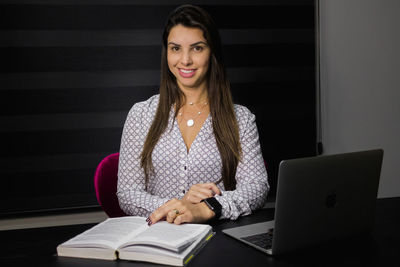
[172,209,179,215]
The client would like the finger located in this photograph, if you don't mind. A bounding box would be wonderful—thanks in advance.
[149,199,179,224]
[190,190,212,202]
[148,209,167,225]
[206,183,221,196]
[183,189,207,204]
[166,209,179,223]
[193,183,221,196]
[195,186,215,197]
[174,212,192,225]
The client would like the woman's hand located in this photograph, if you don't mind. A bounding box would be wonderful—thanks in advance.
[147,198,215,225]
[182,183,221,204]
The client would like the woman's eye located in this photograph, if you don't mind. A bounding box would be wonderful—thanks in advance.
[193,46,203,52]
[171,46,180,52]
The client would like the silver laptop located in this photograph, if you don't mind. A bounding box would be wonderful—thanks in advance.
[223,149,384,255]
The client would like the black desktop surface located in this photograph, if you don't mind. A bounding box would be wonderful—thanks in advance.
[1,197,400,267]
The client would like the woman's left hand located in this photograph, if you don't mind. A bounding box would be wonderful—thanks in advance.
[147,198,215,225]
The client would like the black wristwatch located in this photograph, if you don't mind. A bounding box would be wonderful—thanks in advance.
[201,197,222,219]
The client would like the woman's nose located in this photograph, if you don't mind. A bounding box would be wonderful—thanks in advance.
[180,51,193,66]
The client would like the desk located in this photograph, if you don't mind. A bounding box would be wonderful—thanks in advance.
[1,197,400,267]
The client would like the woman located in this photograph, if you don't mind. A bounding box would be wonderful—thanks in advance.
[117,4,269,225]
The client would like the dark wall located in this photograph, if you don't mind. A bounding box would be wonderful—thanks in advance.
[0,0,316,216]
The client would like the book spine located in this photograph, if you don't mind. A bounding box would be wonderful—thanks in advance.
[183,231,215,266]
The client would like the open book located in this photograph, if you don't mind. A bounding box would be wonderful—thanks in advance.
[57,216,214,266]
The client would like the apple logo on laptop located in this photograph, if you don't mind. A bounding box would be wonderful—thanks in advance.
[326,192,337,208]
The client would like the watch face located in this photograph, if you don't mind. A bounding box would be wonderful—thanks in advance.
[206,201,214,211]
[205,197,222,217]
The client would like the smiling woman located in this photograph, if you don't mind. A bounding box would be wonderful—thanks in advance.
[167,25,210,92]
[117,4,269,225]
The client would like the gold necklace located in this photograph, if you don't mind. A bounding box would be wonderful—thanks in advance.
[178,101,208,127]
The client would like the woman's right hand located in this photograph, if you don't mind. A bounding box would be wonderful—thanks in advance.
[182,183,221,204]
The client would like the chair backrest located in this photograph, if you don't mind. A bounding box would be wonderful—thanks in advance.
[94,153,127,217]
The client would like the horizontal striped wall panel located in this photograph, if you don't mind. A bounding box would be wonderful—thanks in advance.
[0,67,314,90]
[0,29,314,47]
[1,81,315,116]
[1,44,314,72]
[0,5,313,29]
[0,0,316,216]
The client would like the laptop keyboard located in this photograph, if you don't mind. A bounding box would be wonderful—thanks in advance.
[241,230,273,250]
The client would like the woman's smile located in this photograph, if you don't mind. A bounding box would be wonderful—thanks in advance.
[178,68,197,78]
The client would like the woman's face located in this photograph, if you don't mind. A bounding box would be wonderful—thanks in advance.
[167,24,211,92]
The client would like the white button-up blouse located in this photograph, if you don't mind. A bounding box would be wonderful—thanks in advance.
[117,94,269,220]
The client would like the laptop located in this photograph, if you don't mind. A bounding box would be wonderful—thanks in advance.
[223,149,384,255]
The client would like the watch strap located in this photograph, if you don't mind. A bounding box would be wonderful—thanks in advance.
[201,197,222,219]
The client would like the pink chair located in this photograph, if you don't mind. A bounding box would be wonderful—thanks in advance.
[94,153,127,217]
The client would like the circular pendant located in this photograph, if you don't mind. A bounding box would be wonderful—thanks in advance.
[187,119,194,127]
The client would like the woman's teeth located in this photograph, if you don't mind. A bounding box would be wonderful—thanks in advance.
[180,69,194,73]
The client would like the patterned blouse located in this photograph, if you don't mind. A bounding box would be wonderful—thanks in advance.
[117,95,269,220]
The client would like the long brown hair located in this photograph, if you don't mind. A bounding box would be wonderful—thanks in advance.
[140,5,241,190]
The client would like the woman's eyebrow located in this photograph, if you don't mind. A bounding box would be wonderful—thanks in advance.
[190,41,207,46]
[167,41,207,46]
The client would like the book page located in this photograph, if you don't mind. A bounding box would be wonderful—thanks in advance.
[121,230,213,258]
[61,217,147,250]
[119,230,214,266]
[120,222,211,252]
